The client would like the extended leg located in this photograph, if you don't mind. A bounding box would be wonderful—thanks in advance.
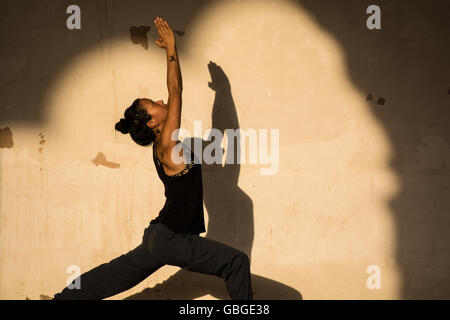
[53,243,164,300]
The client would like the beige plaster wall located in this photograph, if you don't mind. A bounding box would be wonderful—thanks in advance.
[0,0,449,299]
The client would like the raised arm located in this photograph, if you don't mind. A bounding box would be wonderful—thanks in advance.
[161,43,182,149]
[153,18,184,162]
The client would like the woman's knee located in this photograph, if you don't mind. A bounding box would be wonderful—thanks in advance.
[232,251,250,269]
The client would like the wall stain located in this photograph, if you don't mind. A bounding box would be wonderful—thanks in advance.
[38,133,45,171]
[0,127,13,148]
[38,133,45,145]
[173,30,185,37]
[38,133,44,153]
[129,26,151,49]
[377,97,386,105]
[91,152,120,169]
[367,94,386,105]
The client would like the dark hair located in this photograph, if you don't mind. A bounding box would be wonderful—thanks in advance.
[115,98,155,146]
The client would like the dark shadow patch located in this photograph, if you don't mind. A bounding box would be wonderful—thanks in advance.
[298,0,450,298]
[125,271,302,300]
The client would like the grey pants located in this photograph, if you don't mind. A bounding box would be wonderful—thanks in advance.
[53,222,253,300]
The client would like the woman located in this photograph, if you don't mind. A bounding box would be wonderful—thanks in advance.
[53,17,253,300]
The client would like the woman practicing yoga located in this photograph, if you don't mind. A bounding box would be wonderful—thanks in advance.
[53,17,253,300]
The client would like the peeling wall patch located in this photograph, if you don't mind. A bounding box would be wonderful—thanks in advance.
[91,152,120,169]
[0,127,14,148]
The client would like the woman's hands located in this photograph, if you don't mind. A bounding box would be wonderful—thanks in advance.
[154,17,175,49]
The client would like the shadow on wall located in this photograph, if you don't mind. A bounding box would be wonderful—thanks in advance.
[1,0,450,299]
[124,62,302,300]
[298,0,450,298]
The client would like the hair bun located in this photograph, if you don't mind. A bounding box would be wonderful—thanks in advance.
[115,118,131,134]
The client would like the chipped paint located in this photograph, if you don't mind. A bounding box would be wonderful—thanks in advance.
[0,127,13,148]
[91,152,120,169]
[129,26,151,49]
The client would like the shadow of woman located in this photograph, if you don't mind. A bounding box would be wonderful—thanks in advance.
[124,62,302,300]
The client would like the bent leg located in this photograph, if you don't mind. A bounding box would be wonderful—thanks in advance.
[53,243,164,300]
[184,235,253,300]
[146,223,253,300]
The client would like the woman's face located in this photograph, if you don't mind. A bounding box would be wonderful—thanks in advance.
[140,98,168,130]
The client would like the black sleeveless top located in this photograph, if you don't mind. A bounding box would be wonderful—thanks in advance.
[149,143,206,236]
